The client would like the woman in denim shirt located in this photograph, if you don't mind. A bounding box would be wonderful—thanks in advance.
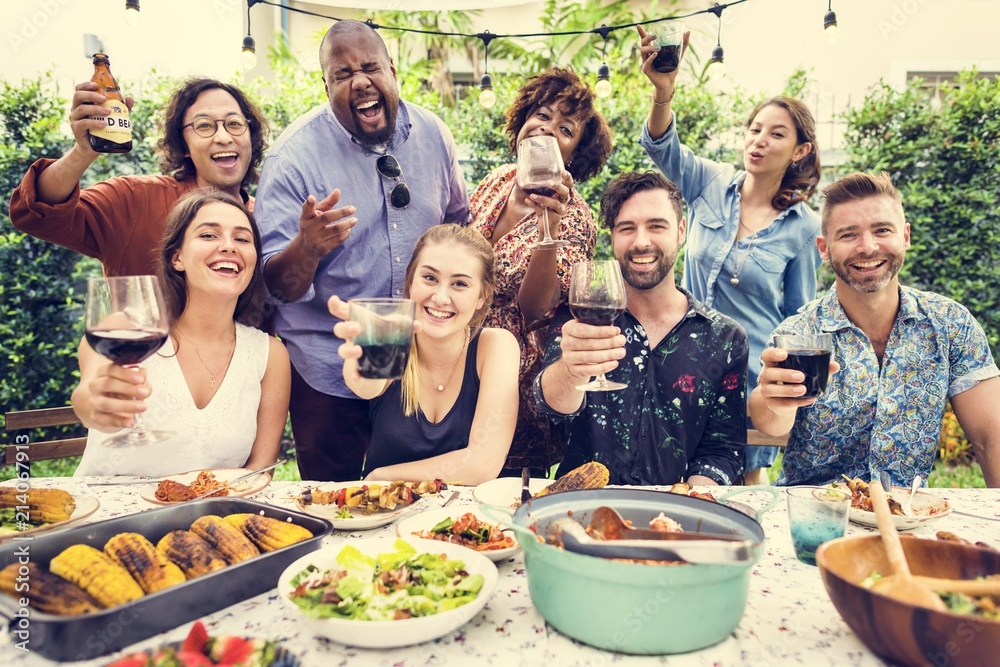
[635,26,822,485]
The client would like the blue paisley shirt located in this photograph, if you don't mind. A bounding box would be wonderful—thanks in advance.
[774,285,999,487]
[534,291,749,486]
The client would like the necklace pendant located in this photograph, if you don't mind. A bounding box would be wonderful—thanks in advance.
[730,278,740,286]
[210,376,216,389]
[436,384,445,392]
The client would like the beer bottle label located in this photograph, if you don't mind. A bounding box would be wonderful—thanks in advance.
[89,100,132,143]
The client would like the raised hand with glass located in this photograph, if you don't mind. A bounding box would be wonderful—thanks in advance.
[516,135,570,249]
[84,275,173,447]
[569,260,628,392]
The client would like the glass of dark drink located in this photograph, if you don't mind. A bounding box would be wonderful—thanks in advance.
[773,333,834,398]
[348,298,416,380]
[516,136,569,250]
[652,22,685,73]
[569,261,628,392]
[84,276,172,447]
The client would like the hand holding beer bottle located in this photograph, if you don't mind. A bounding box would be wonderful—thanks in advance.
[86,53,132,154]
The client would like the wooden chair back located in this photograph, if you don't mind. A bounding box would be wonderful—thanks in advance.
[4,407,86,464]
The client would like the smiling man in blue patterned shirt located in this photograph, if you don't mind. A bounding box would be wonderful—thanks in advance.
[750,172,1000,487]
[536,171,748,486]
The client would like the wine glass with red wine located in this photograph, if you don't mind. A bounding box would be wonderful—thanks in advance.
[84,275,173,447]
[569,260,628,392]
[517,135,570,249]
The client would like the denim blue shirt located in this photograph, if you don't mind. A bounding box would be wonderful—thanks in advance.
[639,114,820,390]
[256,101,470,397]
[773,285,1000,487]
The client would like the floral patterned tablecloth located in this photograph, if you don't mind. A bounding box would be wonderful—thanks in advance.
[3,480,999,666]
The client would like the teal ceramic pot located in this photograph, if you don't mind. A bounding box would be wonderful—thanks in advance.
[502,487,775,655]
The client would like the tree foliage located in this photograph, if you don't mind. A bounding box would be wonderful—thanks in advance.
[841,70,1000,357]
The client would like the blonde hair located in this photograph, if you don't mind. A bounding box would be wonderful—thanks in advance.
[399,224,496,416]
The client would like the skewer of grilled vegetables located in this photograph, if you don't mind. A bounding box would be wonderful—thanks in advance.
[0,562,101,615]
[299,479,446,512]
[104,533,186,594]
[50,544,145,608]
[0,487,76,524]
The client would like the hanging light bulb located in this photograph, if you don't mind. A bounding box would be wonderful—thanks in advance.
[241,34,258,70]
[824,6,840,45]
[595,64,612,98]
[479,74,496,109]
[124,0,140,27]
[707,45,725,80]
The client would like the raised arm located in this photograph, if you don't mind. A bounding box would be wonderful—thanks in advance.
[243,336,291,471]
[35,82,134,205]
[365,328,520,485]
[539,319,626,415]
[637,25,689,141]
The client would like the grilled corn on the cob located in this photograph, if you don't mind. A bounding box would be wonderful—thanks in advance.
[229,514,312,552]
[0,562,101,615]
[49,544,144,608]
[104,533,186,594]
[0,487,76,523]
[190,515,259,564]
[156,530,228,579]
[536,461,610,497]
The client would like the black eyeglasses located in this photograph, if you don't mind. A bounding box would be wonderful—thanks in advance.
[182,114,249,138]
[376,154,411,209]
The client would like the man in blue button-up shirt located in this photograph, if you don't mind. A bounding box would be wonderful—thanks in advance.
[750,172,1000,487]
[255,20,469,481]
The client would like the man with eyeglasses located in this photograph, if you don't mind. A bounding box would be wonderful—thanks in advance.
[255,19,470,482]
[10,78,268,277]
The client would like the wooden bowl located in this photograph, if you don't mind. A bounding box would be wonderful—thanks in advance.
[817,534,1000,667]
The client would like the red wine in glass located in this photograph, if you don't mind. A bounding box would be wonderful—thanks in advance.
[653,44,681,73]
[85,329,169,366]
[357,342,410,379]
[85,276,173,448]
[517,136,569,249]
[569,261,628,392]
[777,349,832,397]
[521,183,558,198]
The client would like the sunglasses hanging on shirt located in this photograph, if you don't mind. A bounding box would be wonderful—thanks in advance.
[376,153,411,209]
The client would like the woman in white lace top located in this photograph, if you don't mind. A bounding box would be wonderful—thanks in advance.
[72,190,290,477]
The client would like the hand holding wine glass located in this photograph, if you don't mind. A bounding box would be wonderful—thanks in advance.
[517,135,570,249]
[569,261,628,391]
[84,275,173,447]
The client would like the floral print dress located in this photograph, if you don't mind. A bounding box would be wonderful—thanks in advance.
[470,164,596,472]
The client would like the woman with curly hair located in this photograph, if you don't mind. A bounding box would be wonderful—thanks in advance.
[637,26,822,485]
[469,67,613,478]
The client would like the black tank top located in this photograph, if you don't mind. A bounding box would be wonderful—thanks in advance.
[363,332,482,475]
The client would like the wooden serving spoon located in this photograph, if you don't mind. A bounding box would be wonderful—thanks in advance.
[868,480,947,610]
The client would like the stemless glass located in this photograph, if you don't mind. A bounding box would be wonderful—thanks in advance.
[84,276,173,447]
[569,260,628,392]
[517,135,569,250]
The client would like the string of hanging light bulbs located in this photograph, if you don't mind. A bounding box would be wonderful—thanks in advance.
[225,0,842,108]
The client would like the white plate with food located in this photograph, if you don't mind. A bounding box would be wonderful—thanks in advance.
[396,505,520,562]
[294,480,443,530]
[140,468,271,505]
[828,479,952,531]
[472,477,553,508]
[277,536,498,648]
[0,488,100,541]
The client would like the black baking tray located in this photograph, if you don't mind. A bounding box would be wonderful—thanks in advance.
[0,497,332,662]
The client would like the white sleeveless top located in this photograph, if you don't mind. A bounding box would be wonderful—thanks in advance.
[74,323,269,477]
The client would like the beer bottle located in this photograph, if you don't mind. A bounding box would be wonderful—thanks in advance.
[88,53,132,153]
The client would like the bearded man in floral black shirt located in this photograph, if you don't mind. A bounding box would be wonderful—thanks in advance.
[535,171,748,486]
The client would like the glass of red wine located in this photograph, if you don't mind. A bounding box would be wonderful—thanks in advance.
[84,276,173,447]
[569,260,628,392]
[517,135,570,250]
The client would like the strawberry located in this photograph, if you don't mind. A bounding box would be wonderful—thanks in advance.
[104,653,150,667]
[174,650,214,667]
[207,636,254,665]
[181,621,210,655]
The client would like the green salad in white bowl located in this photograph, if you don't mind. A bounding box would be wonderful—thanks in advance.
[277,537,498,648]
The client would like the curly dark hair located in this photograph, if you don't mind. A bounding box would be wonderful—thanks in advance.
[505,68,612,183]
[599,171,684,230]
[746,96,821,211]
[157,190,268,327]
[157,78,269,190]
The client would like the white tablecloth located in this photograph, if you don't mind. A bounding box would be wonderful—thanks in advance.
[3,480,1000,666]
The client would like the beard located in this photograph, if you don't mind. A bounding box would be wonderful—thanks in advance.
[618,247,677,291]
[352,94,398,148]
[830,252,905,293]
